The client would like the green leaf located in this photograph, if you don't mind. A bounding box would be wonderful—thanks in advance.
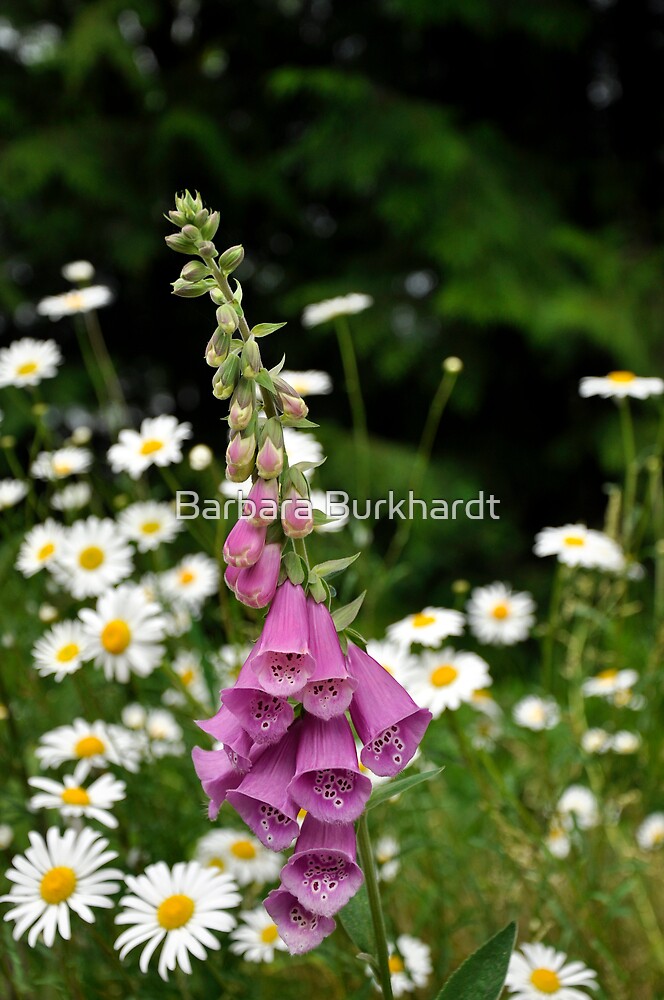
[339,883,375,956]
[331,591,366,631]
[368,768,443,810]
[434,921,517,1000]
[311,552,360,579]
[255,368,276,393]
[251,321,286,337]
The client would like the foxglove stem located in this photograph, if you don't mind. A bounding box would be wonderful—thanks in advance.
[356,812,394,1000]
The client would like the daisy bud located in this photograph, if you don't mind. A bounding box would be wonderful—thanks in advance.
[192,745,245,819]
[223,517,267,568]
[347,642,432,777]
[300,598,357,719]
[196,705,253,774]
[274,377,309,421]
[212,353,240,400]
[241,337,262,379]
[229,379,256,431]
[216,303,239,335]
[181,260,210,282]
[226,426,256,471]
[280,816,363,917]
[264,888,336,955]
[235,543,282,609]
[256,418,284,479]
[221,650,295,745]
[205,331,231,368]
[280,472,314,539]
[250,581,315,696]
[288,714,372,824]
[218,244,245,273]
[242,477,279,526]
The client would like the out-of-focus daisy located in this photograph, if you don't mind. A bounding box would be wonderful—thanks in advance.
[279,370,332,396]
[229,905,288,963]
[466,583,536,646]
[581,668,639,699]
[545,823,571,859]
[379,934,432,997]
[556,786,599,831]
[401,649,491,717]
[117,501,182,552]
[32,620,91,681]
[302,293,373,328]
[375,836,400,882]
[0,337,62,388]
[505,941,598,998]
[188,444,213,471]
[161,554,219,611]
[144,709,184,758]
[79,584,167,683]
[114,861,241,981]
[51,517,133,599]
[1,827,122,948]
[581,728,611,755]
[386,607,465,649]
[50,481,92,512]
[534,525,624,572]
[513,695,560,732]
[610,730,641,755]
[310,488,349,533]
[61,260,94,283]
[163,649,211,709]
[194,830,283,887]
[37,285,113,319]
[31,447,92,481]
[579,371,664,400]
[636,813,664,851]
[107,415,192,479]
[28,765,126,828]
[36,719,141,777]
[0,479,28,510]
[365,638,418,684]
[16,520,65,577]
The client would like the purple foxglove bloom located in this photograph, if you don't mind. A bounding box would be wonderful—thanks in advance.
[224,563,241,594]
[227,725,301,850]
[192,746,244,819]
[280,816,363,917]
[223,517,267,568]
[243,477,279,526]
[235,543,282,609]
[347,642,432,777]
[222,652,294,745]
[250,581,315,696]
[301,598,357,719]
[196,705,253,774]
[264,888,336,955]
[288,714,372,824]
[281,489,314,539]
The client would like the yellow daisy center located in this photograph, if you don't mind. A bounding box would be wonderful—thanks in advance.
[596,668,618,680]
[179,569,195,585]
[157,894,195,930]
[61,786,90,806]
[388,955,405,974]
[607,371,636,383]
[37,542,55,561]
[140,438,164,456]
[75,735,105,758]
[79,545,104,570]
[101,619,131,655]
[491,602,510,620]
[17,361,38,376]
[412,612,435,629]
[563,535,584,547]
[140,520,161,534]
[261,924,279,944]
[40,866,77,905]
[208,857,225,870]
[230,839,257,860]
[430,664,458,687]
[56,643,80,663]
[530,967,561,993]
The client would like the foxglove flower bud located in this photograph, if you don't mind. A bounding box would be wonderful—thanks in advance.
[196,705,253,774]
[205,330,231,367]
[223,517,267,568]
[241,337,261,379]
[256,418,284,479]
[250,581,315,695]
[222,651,294,745]
[216,303,239,335]
[212,353,240,400]
[300,598,357,719]
[274,377,309,421]
[243,477,279,526]
[235,543,282,609]
[229,379,256,431]
[191,746,245,819]
[264,888,336,955]
[280,816,363,917]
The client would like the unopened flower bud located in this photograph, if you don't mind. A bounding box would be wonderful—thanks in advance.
[229,379,256,431]
[241,337,261,379]
[256,417,284,479]
[216,304,239,335]
[205,331,231,368]
[212,353,241,400]
[274,377,309,421]
[181,260,210,282]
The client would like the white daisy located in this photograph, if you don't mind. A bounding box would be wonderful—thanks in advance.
[32,621,91,681]
[61,260,95,283]
[302,293,373,328]
[505,942,598,998]
[51,517,133,599]
[383,934,432,997]
[401,648,491,717]
[636,813,664,851]
[188,444,213,471]
[581,728,611,755]
[36,719,142,777]
[145,709,184,758]
[0,479,28,510]
[36,285,113,319]
[545,823,572,859]
[466,582,536,646]
[0,338,62,388]
[1,826,123,947]
[579,371,664,400]
[117,501,182,552]
[375,836,400,883]
[534,525,625,572]
[79,584,167,683]
[610,730,641,755]
[160,554,219,611]
[279,370,332,396]
[365,638,418,684]
[114,861,241,981]
[28,765,126,828]
[386,607,465,649]
[512,695,560,732]
[230,906,288,963]
[581,668,639,699]
[556,786,599,831]
[107,415,192,479]
[163,649,211,709]
[31,447,92,481]
[194,830,283,887]
[16,520,65,577]
[50,481,92,512]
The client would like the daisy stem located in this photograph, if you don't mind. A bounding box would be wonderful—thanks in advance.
[618,397,637,543]
[356,812,394,1000]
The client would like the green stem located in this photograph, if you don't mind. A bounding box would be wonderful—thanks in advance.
[618,397,637,544]
[356,812,394,1000]
[334,316,370,502]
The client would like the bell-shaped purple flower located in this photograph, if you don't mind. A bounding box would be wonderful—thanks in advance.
[346,642,432,777]
[226,725,301,850]
[223,517,267,568]
[243,477,279,526]
[192,746,245,820]
[264,888,336,956]
[235,543,282,609]
[301,599,357,720]
[250,581,315,696]
[221,652,294,745]
[288,714,372,824]
[196,705,253,774]
[280,815,363,917]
